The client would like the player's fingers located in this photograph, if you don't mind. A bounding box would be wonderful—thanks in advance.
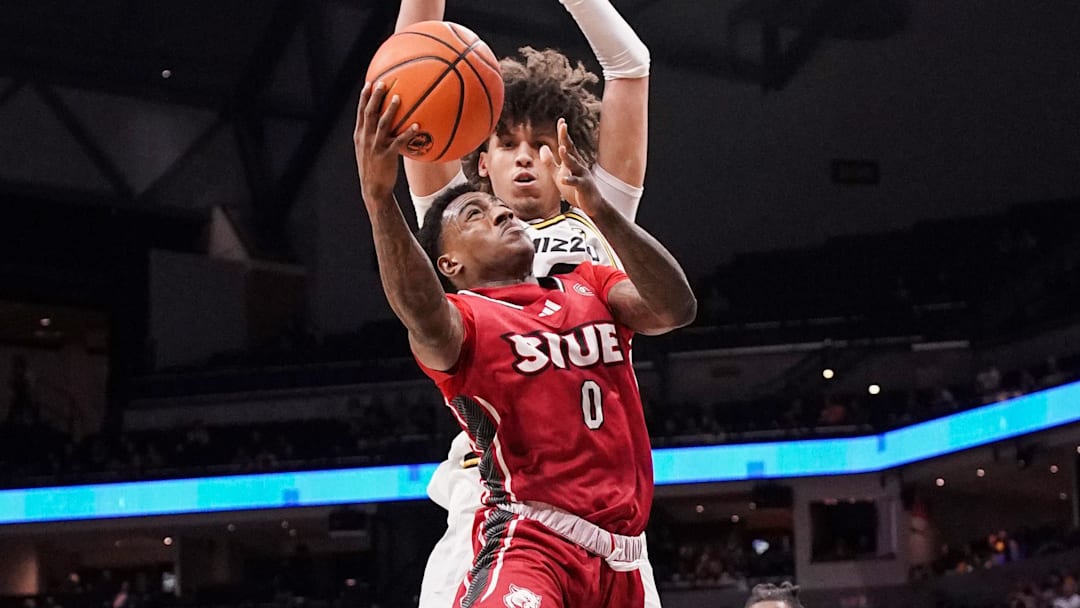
[392,123,420,152]
[539,144,558,169]
[557,117,579,153]
[562,174,585,187]
[558,144,587,176]
[375,93,401,140]
[363,81,387,134]
[355,82,372,133]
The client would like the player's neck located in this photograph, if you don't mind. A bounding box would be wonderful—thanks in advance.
[516,198,564,223]
[471,274,539,289]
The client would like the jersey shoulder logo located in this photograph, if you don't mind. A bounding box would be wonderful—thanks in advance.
[503,584,542,608]
[537,299,562,318]
[572,282,594,297]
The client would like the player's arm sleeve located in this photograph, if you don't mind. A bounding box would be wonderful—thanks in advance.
[592,164,643,222]
[573,261,631,305]
[413,295,475,391]
[410,169,468,228]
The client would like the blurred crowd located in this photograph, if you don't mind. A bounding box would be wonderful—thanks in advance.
[914,526,1080,579]
[647,523,795,590]
[1007,572,1080,608]
[2,347,1077,489]
[648,351,1079,448]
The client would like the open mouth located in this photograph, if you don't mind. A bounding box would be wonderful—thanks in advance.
[513,172,537,186]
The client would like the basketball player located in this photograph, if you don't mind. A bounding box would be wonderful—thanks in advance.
[394,2,656,606]
[354,77,694,607]
[745,583,804,608]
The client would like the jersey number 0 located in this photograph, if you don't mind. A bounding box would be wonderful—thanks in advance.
[580,380,604,429]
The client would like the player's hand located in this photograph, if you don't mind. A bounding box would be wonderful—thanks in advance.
[354,81,418,207]
[540,134,579,208]
[547,117,609,217]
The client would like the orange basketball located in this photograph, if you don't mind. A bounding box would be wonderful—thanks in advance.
[364,21,504,163]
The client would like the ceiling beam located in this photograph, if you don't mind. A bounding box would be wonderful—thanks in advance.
[32,83,134,201]
[226,0,306,117]
[0,61,312,121]
[228,0,307,256]
[135,118,227,205]
[264,3,397,238]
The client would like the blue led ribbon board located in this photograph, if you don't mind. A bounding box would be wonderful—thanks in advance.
[1,380,1077,525]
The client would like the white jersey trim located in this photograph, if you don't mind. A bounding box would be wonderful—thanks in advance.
[473,395,516,503]
[457,290,525,310]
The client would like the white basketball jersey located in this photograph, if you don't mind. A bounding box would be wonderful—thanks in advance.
[526,201,623,277]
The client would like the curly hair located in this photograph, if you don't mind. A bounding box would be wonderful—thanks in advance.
[463,46,601,191]
[745,582,804,608]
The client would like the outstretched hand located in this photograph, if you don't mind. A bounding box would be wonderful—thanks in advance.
[540,117,609,218]
[353,81,419,207]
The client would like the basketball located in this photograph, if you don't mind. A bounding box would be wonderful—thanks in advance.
[364,21,504,163]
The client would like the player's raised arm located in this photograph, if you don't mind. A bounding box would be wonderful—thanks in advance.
[354,81,465,371]
[548,119,695,335]
[395,0,444,31]
[395,0,463,205]
[559,0,650,190]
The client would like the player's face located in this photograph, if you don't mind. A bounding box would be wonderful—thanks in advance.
[437,191,534,288]
[477,121,564,222]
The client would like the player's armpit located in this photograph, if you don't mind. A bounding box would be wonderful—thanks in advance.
[606,278,693,336]
[408,298,467,372]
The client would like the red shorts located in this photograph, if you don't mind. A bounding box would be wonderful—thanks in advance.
[456,508,646,608]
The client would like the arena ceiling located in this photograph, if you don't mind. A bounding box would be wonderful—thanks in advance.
[0,0,908,260]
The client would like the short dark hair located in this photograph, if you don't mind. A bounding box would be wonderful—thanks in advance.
[745,582,803,608]
[416,183,479,293]
[462,46,601,191]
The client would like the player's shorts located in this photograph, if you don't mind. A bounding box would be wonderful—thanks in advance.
[456,505,648,608]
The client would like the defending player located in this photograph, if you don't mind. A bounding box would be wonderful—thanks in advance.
[394,2,657,605]
[354,77,694,608]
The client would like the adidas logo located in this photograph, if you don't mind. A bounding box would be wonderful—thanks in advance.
[538,300,562,318]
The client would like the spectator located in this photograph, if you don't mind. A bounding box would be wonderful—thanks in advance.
[7,354,38,428]
[818,398,848,426]
[1054,574,1080,608]
[1039,356,1069,389]
[975,365,1003,403]
[111,581,131,608]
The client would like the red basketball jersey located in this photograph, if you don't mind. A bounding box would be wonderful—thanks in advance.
[417,262,653,536]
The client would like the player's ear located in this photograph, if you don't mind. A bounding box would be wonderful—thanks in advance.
[477,150,490,178]
[437,253,462,281]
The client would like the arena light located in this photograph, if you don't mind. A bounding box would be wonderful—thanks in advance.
[1,379,1079,525]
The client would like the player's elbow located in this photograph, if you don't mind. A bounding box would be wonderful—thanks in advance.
[644,296,696,335]
[668,295,698,329]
